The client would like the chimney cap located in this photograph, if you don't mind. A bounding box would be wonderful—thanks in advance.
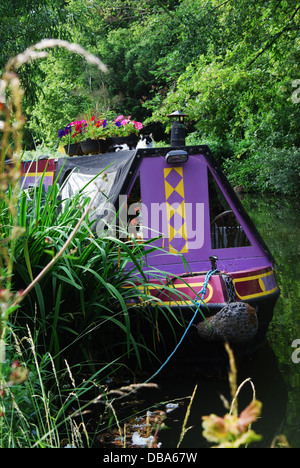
[167,110,187,119]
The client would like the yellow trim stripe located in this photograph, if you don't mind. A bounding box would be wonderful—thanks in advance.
[126,282,213,304]
[125,270,279,306]
[233,270,279,300]
[25,172,54,178]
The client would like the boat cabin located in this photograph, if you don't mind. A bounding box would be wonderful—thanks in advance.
[18,133,280,365]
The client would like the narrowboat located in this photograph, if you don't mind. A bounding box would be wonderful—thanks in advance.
[19,113,280,368]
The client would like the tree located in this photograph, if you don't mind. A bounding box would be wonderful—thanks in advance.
[144,0,300,152]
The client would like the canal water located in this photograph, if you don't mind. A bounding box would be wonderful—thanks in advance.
[128,194,300,449]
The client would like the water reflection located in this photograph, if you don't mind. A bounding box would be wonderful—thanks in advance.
[148,342,288,448]
[244,194,300,448]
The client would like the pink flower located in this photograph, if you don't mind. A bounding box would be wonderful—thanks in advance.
[115,115,124,122]
[133,121,143,130]
[121,116,131,126]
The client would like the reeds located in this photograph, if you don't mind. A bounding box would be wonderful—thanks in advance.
[2,168,193,369]
[0,324,159,448]
[0,39,107,379]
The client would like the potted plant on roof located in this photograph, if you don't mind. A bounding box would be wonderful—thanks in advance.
[79,115,110,155]
[106,114,143,149]
[58,119,87,156]
[58,113,144,156]
[80,113,144,153]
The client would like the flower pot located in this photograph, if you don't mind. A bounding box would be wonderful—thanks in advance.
[64,142,84,156]
[107,134,139,151]
[80,138,109,155]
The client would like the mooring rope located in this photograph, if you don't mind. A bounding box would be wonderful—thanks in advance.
[144,269,218,383]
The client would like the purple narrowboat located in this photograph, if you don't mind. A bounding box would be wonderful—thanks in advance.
[19,114,280,367]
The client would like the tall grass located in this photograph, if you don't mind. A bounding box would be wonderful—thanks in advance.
[0,168,195,447]
[1,324,159,448]
[2,168,191,371]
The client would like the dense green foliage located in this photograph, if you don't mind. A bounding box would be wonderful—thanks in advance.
[1,0,299,194]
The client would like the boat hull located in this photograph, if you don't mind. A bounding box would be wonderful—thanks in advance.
[131,266,280,369]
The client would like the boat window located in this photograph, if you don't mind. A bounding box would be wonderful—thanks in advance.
[208,169,251,249]
[127,173,144,241]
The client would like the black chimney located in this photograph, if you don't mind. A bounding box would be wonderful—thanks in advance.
[168,111,187,147]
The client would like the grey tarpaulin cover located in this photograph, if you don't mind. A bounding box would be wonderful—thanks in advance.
[54,150,137,232]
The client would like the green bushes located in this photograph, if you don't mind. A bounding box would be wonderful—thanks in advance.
[186,131,300,195]
[223,147,300,195]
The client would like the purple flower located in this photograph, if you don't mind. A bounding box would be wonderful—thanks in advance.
[103,119,107,128]
[58,123,73,138]
[115,121,122,128]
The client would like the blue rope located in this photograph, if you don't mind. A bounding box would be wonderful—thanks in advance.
[145,269,217,383]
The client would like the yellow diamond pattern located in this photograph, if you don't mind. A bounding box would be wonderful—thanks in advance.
[164,167,188,254]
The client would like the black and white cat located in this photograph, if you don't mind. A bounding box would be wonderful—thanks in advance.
[112,134,154,152]
[136,134,155,149]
